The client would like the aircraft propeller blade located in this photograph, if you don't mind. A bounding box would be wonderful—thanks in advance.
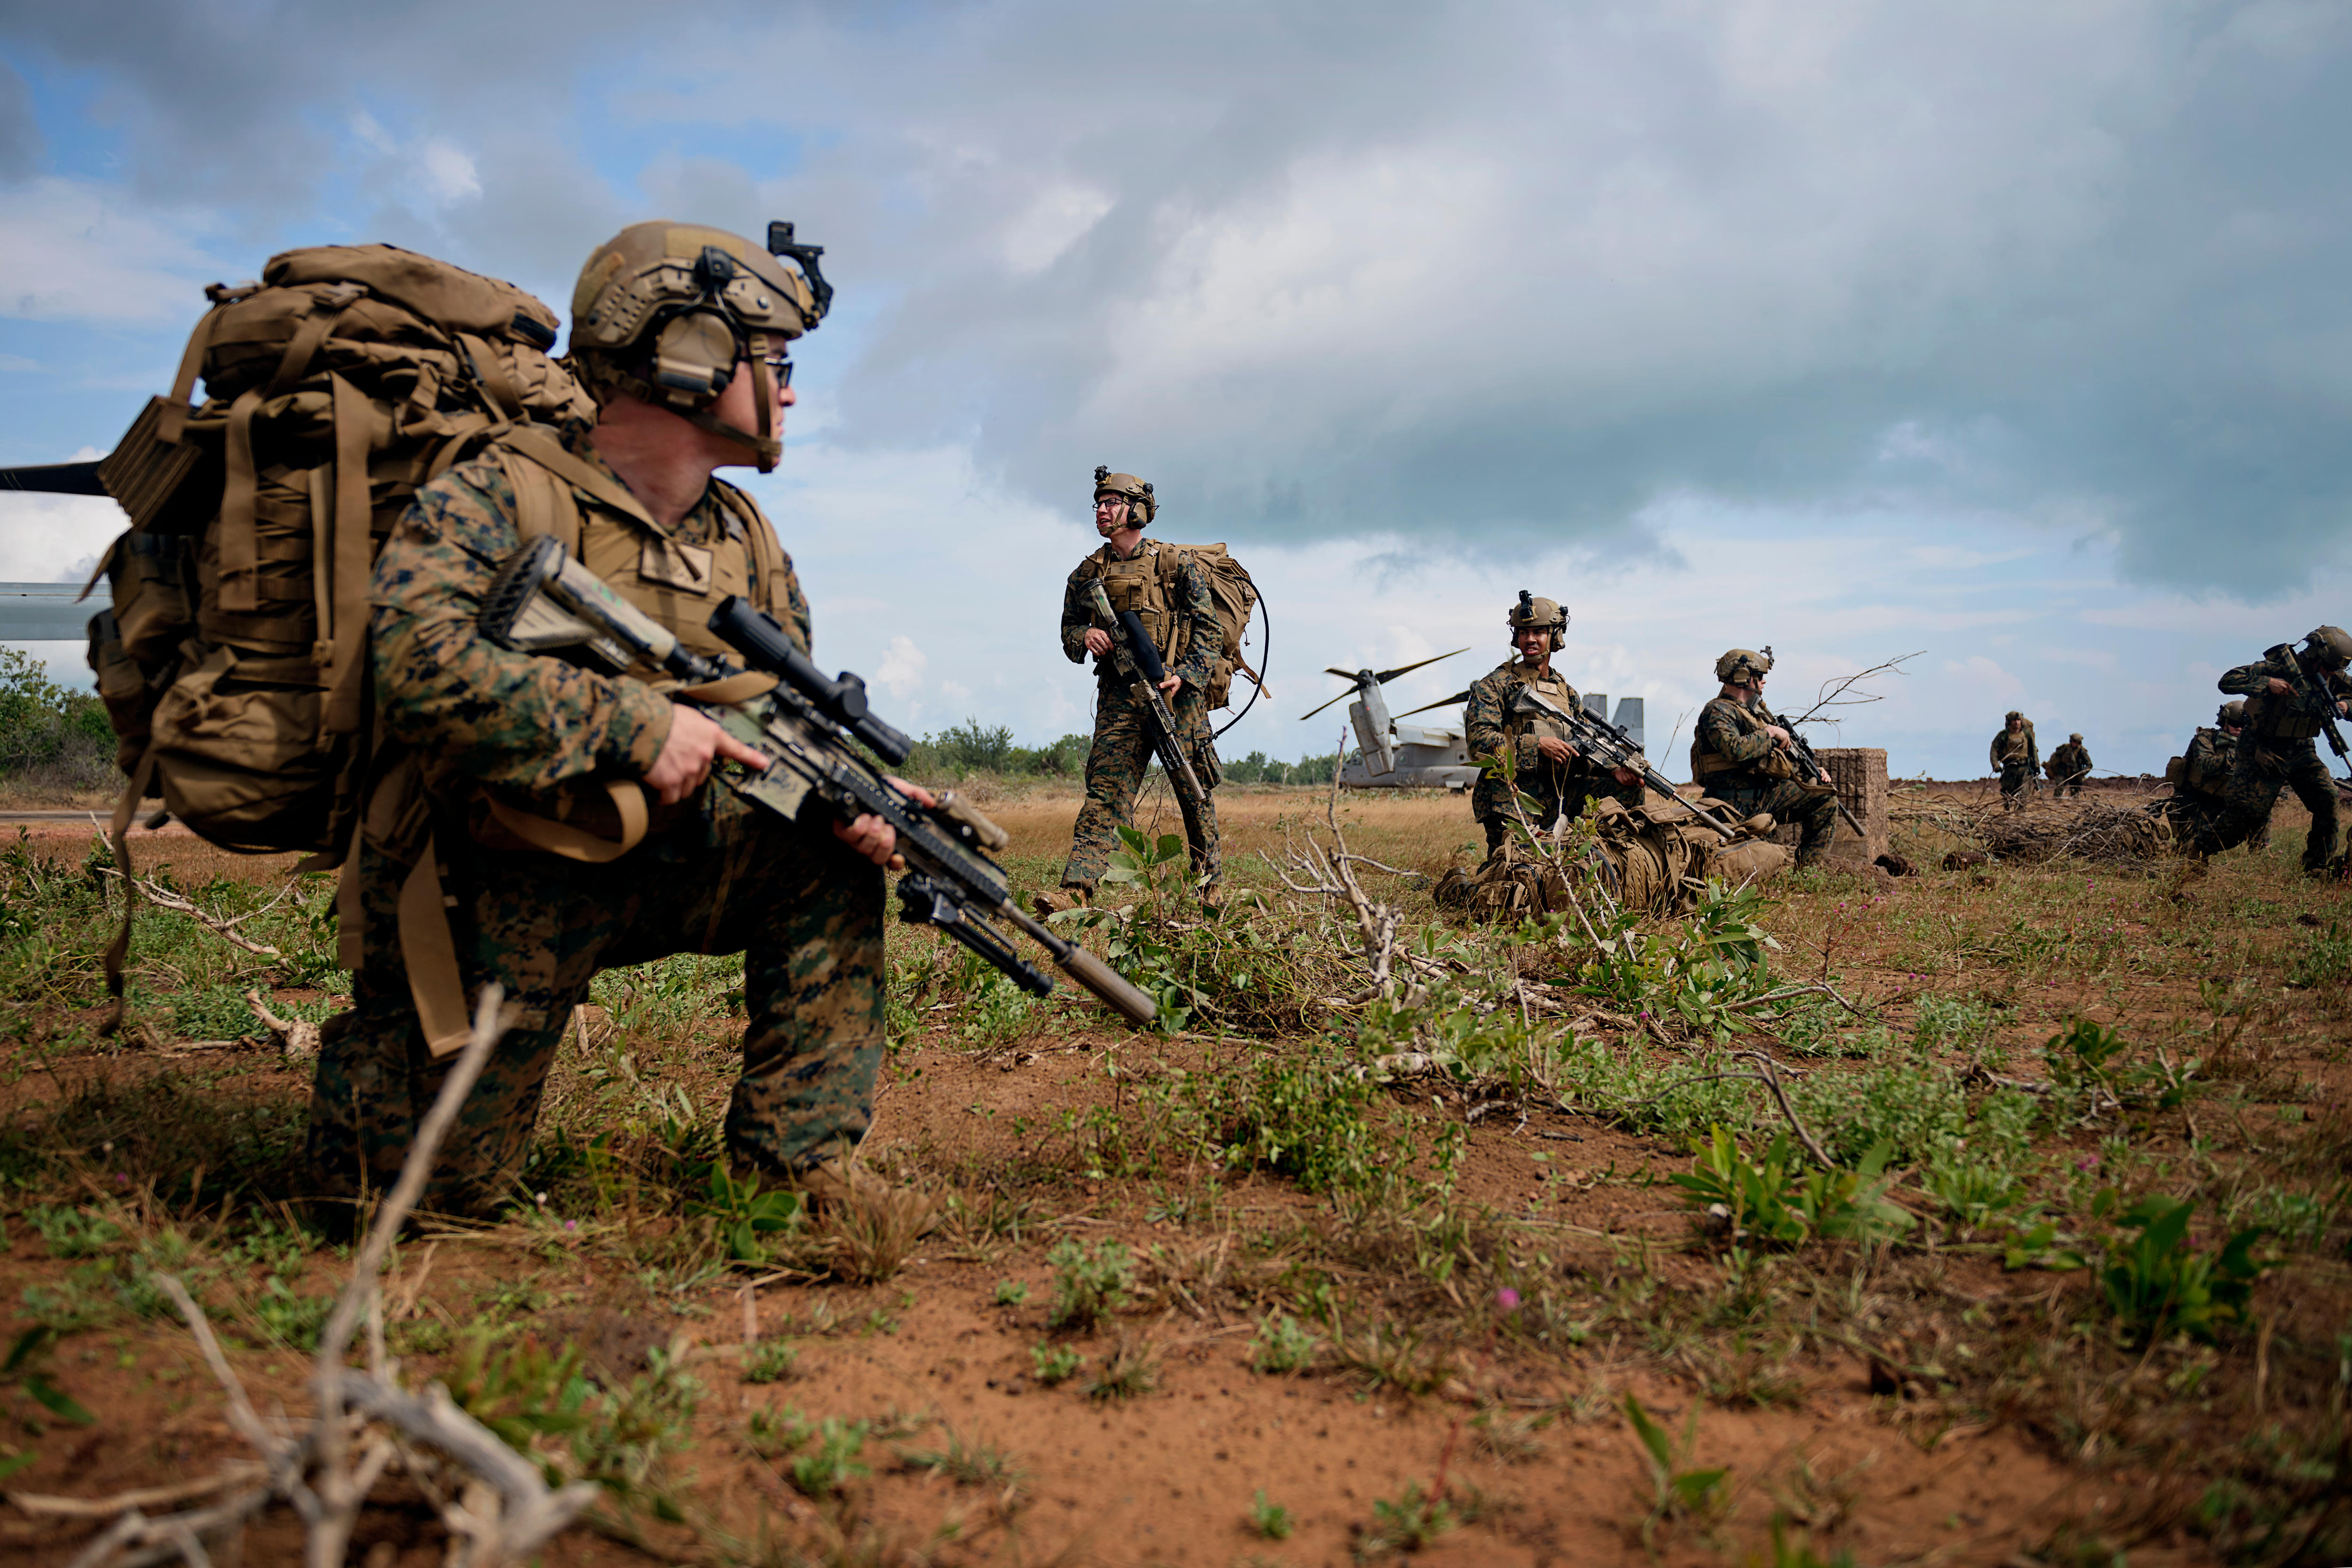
[1394,688,1473,719]
[1298,687,1359,722]
[1372,647,1469,685]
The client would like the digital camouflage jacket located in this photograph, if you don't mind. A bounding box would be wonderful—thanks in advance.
[1692,693,1795,790]
[2182,728,2235,797]
[371,425,811,796]
[2047,741,2092,780]
[2218,647,2352,745]
[1059,539,1219,691]
[1464,658,1621,821]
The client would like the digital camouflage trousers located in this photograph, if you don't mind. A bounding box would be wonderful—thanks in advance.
[1061,681,1221,890]
[304,785,885,1218]
[1708,778,1840,863]
[2213,737,2339,871]
[1999,762,2032,803]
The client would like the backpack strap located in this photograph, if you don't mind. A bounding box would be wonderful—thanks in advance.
[321,373,374,736]
[712,481,787,615]
[495,423,666,537]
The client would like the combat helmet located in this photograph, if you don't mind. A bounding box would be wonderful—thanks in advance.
[569,220,832,472]
[1509,590,1568,651]
[2218,700,2248,729]
[2302,626,2352,670]
[1093,466,1155,526]
[1715,647,1773,685]
[2069,732,2083,743]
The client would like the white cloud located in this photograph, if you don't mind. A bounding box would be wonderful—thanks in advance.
[874,635,928,700]
[420,140,483,205]
[0,178,228,325]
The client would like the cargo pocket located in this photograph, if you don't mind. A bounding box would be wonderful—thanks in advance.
[86,609,158,777]
[1194,734,1224,791]
[148,646,339,852]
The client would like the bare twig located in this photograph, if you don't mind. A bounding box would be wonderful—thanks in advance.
[244,990,321,1056]
[1788,651,1921,729]
[94,869,292,957]
[9,1465,268,1518]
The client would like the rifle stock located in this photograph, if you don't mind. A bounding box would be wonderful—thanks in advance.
[479,536,1157,1028]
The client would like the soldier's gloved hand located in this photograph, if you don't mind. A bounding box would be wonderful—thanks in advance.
[1084,628,1112,657]
[1535,736,1574,764]
[2268,677,2293,696]
[1765,724,1793,745]
[834,778,938,870]
[646,704,770,806]
[1611,764,1641,788]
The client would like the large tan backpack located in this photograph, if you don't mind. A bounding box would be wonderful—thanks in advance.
[1151,541,1263,710]
[87,244,592,857]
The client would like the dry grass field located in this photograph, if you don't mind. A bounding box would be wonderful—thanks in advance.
[0,779,2345,1566]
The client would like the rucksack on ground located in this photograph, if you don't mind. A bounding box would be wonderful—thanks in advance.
[87,244,592,856]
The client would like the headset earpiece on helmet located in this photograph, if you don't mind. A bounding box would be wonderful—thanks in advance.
[1507,589,1568,651]
[569,220,827,472]
[1092,466,1156,527]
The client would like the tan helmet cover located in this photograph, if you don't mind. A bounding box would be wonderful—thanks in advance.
[1508,591,1567,651]
[2069,732,2083,743]
[2304,625,2352,670]
[2005,709,2025,723]
[2218,700,2248,727]
[569,221,824,471]
[1714,647,1772,685]
[1093,466,1155,527]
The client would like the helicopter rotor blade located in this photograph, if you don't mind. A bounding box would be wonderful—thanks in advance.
[1394,688,1473,719]
[1371,647,1469,685]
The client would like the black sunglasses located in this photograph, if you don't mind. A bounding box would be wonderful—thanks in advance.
[757,350,793,388]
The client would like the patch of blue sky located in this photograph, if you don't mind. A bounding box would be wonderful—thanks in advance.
[9,55,123,183]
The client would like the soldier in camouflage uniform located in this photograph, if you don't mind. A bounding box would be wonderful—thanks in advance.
[2211,627,2352,874]
[2047,733,2093,796]
[1048,469,1222,901]
[2164,701,2247,851]
[305,221,930,1222]
[1463,592,1641,854]
[1690,648,1839,866]
[1990,711,2038,808]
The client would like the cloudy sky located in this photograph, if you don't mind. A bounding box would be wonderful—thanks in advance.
[3,0,2349,779]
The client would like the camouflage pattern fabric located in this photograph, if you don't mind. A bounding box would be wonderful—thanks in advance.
[1059,543,1220,689]
[1060,679,1221,888]
[305,426,873,1216]
[1708,779,1837,863]
[2047,741,2092,795]
[307,787,884,1215]
[1057,541,1222,889]
[2219,646,2352,741]
[1990,725,2037,775]
[1999,762,2031,804]
[369,427,812,797]
[2183,728,2235,797]
[1691,693,1837,863]
[1463,657,1639,838]
[2212,735,2339,871]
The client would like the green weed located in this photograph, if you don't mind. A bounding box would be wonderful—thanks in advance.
[742,1341,799,1385]
[1250,1488,1293,1540]
[1045,1237,1134,1329]
[1249,1311,1320,1374]
[1029,1342,1084,1385]
[2098,1193,2265,1345]
[1625,1393,1729,1549]
[1357,1480,1456,1559]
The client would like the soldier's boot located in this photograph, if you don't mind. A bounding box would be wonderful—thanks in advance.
[795,1157,944,1239]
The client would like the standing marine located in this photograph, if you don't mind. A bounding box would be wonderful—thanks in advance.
[1463,592,1641,854]
[2163,701,2248,849]
[1048,467,1222,905]
[1690,648,1840,866]
[1990,711,2038,808]
[304,219,934,1225]
[2046,733,2093,796]
[2211,627,2352,874]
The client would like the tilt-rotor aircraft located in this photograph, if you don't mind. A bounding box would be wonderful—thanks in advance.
[1300,650,1647,791]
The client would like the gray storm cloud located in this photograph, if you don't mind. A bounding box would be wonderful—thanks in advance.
[5,0,2349,594]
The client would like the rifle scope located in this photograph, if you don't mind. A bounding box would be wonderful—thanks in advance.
[709,597,913,766]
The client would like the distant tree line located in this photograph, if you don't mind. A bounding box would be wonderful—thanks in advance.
[897,716,1340,786]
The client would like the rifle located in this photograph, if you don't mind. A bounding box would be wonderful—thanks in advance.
[1780,725,1866,838]
[1085,582,1210,809]
[1508,685,1744,842]
[2275,655,2352,784]
[479,536,1156,1027]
